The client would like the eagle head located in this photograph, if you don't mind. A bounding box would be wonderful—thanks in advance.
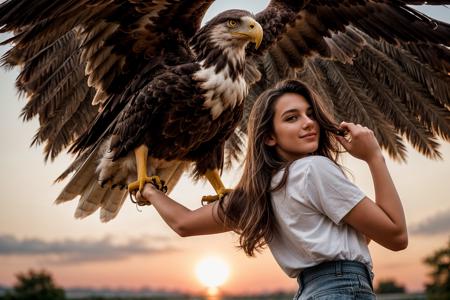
[191,10,264,119]
[207,9,263,50]
[191,10,263,58]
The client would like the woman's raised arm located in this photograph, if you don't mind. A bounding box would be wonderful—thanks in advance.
[337,122,408,251]
[136,185,230,237]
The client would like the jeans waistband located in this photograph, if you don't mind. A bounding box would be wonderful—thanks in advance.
[299,260,372,286]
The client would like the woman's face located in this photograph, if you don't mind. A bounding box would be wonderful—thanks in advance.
[265,93,320,161]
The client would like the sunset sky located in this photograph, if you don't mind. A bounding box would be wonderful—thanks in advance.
[0,0,449,295]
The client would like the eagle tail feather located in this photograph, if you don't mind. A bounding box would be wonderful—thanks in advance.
[55,146,129,222]
[54,149,99,204]
[73,180,107,219]
[99,189,128,223]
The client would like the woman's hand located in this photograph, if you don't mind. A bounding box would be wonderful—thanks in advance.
[135,183,160,205]
[335,122,383,163]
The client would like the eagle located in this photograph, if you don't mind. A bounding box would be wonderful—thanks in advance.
[1,0,449,222]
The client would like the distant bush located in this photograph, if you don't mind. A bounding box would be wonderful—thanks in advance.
[376,279,406,294]
[424,238,450,300]
[4,269,66,300]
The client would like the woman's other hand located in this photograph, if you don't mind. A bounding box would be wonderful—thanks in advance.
[336,122,383,163]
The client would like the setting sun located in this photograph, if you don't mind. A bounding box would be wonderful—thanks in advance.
[195,256,230,289]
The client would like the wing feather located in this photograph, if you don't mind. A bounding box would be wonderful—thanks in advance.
[359,44,450,139]
[1,0,216,160]
[374,41,450,107]
[316,60,406,158]
[350,62,441,159]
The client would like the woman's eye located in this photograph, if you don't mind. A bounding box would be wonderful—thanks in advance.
[228,20,237,27]
[285,116,298,122]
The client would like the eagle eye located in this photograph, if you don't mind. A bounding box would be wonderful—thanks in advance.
[227,19,238,28]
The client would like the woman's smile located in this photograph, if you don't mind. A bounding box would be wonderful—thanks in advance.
[300,132,317,139]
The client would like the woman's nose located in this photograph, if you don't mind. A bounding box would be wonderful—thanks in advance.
[302,116,314,128]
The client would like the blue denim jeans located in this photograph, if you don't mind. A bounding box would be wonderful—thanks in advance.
[294,260,376,300]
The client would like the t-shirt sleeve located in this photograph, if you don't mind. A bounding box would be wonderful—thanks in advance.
[296,157,366,225]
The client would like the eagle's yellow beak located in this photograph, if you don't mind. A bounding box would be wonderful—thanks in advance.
[233,17,263,49]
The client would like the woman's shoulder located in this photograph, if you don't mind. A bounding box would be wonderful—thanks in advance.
[291,155,337,172]
[289,156,344,183]
[272,156,339,188]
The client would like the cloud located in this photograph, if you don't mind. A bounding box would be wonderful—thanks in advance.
[0,234,178,264]
[410,209,450,236]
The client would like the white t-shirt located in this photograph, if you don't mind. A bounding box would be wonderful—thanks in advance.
[268,155,372,278]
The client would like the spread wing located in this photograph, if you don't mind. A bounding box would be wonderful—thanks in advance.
[226,0,450,165]
[0,0,215,161]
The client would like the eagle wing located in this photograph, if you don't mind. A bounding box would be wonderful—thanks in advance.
[226,0,450,165]
[0,0,215,161]
[2,0,449,161]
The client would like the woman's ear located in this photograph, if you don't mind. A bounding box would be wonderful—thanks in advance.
[265,135,277,146]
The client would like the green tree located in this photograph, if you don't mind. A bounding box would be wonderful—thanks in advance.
[424,238,450,300]
[5,270,66,300]
[376,279,406,294]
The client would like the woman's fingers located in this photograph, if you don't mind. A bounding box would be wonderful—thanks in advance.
[136,191,144,202]
[336,135,351,150]
[339,121,353,130]
[339,121,361,134]
[337,122,354,150]
[136,186,153,205]
[340,121,369,136]
[339,121,382,162]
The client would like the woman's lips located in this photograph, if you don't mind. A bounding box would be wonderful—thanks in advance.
[300,133,316,139]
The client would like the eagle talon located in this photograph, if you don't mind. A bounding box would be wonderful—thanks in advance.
[128,175,168,194]
[129,176,167,207]
[129,192,151,207]
[150,177,168,193]
[201,188,233,205]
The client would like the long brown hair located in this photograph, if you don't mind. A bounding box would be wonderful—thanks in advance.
[218,79,342,256]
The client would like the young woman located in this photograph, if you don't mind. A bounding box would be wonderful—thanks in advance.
[136,80,408,299]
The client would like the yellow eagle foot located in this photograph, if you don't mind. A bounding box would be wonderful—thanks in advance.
[201,188,233,205]
[128,176,168,207]
[128,176,168,194]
